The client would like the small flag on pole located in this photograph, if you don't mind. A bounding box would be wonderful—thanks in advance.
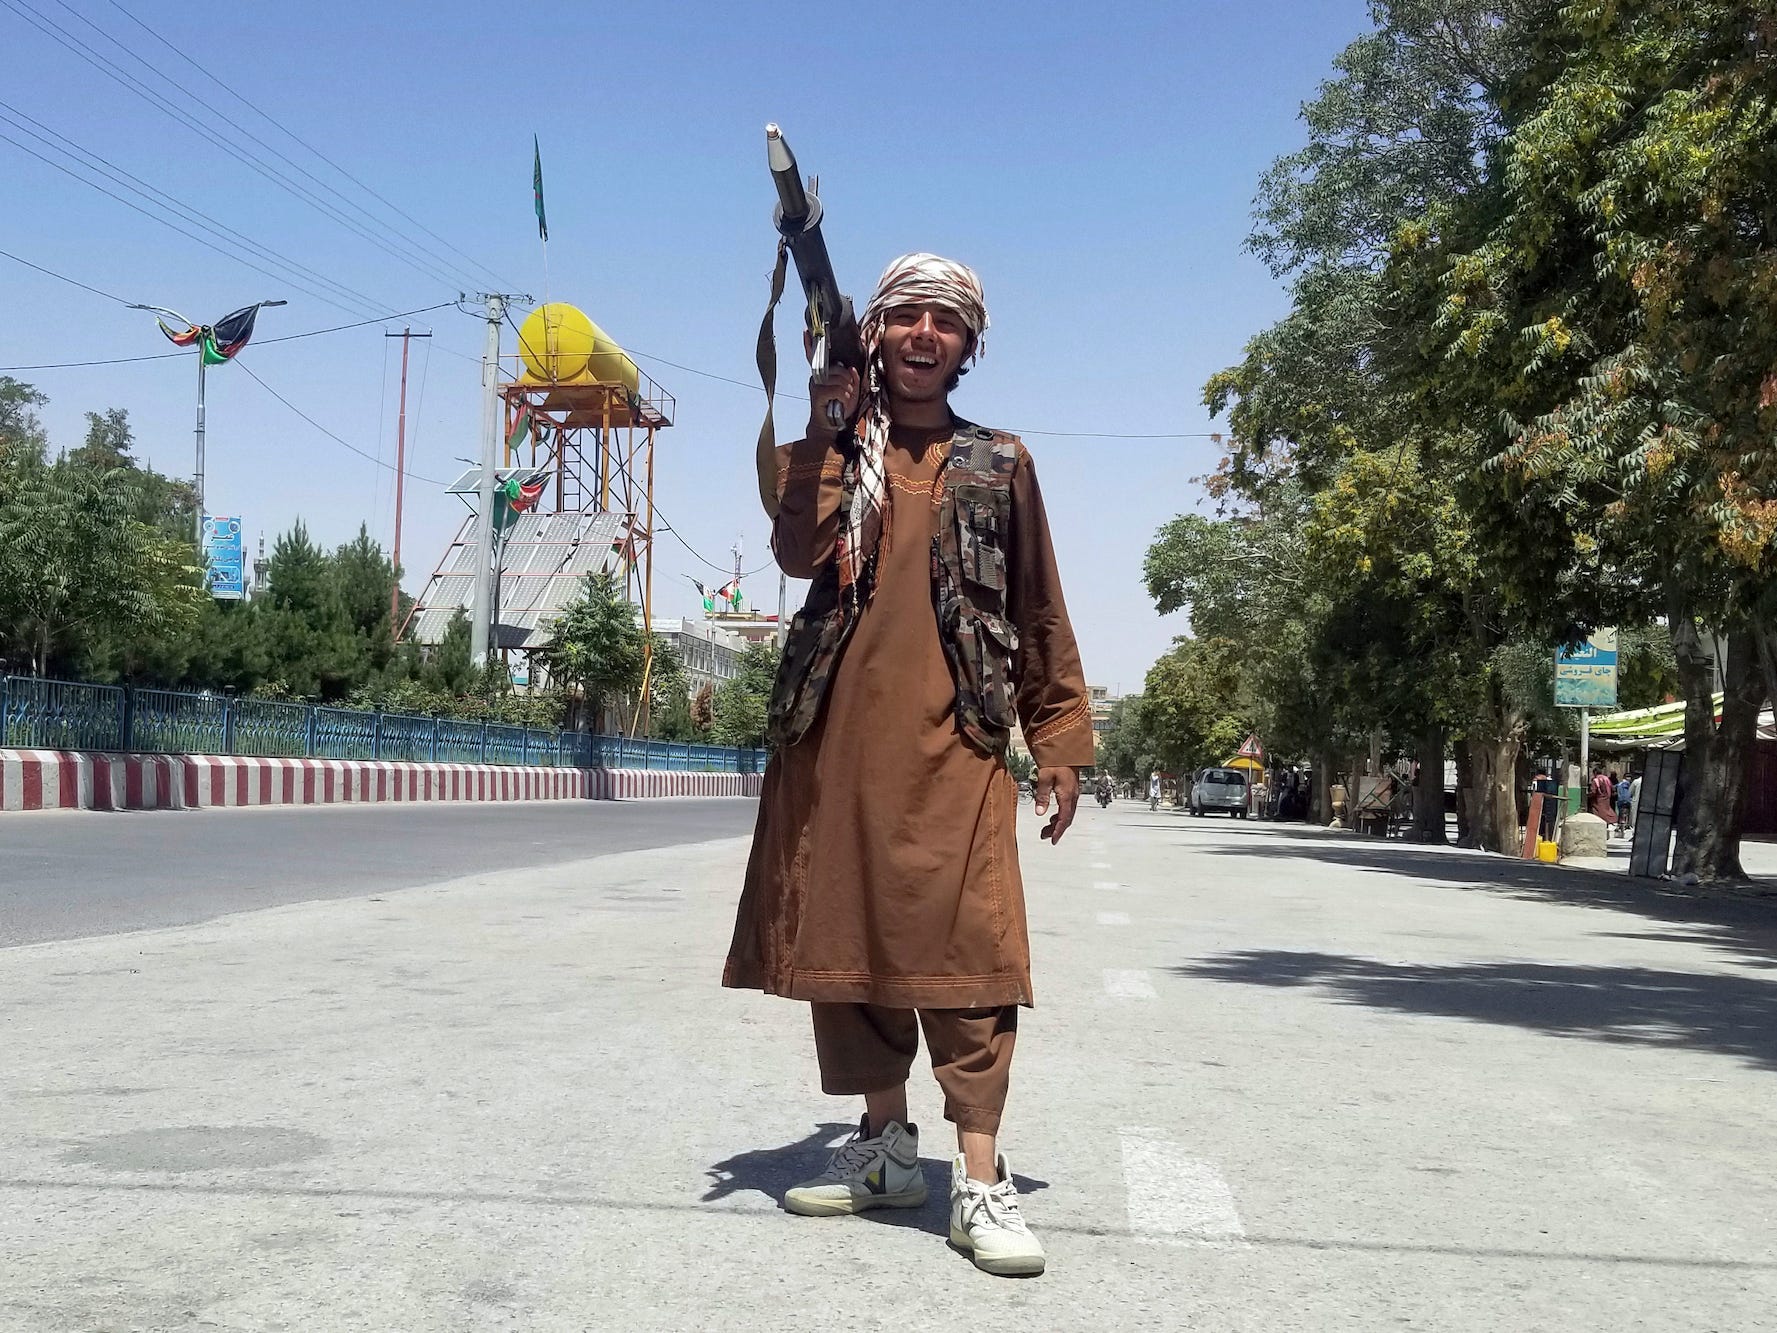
[532,135,548,242]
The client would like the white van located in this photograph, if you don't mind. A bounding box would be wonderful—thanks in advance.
[1190,768,1249,818]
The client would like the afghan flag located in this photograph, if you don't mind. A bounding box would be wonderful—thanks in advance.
[507,408,533,455]
[151,303,263,366]
[533,135,548,242]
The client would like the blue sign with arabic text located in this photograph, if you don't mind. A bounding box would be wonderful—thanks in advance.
[202,515,244,600]
[1556,628,1618,708]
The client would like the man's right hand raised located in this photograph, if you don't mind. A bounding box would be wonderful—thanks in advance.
[807,364,860,437]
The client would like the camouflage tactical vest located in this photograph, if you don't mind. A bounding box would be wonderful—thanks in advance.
[767,422,1021,757]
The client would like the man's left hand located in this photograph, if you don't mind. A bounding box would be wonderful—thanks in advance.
[1034,767,1080,844]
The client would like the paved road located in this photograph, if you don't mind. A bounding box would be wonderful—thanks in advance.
[0,800,760,947]
[3,804,1774,1329]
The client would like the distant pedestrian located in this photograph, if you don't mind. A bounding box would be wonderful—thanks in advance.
[1615,773,1632,835]
[1588,763,1616,823]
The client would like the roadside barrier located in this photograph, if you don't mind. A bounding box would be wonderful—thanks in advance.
[0,749,762,813]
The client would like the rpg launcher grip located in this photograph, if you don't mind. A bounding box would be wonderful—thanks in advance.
[766,123,863,432]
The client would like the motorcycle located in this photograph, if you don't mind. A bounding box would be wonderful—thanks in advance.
[1096,787,1113,808]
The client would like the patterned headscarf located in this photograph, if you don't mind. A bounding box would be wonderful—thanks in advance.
[837,252,990,609]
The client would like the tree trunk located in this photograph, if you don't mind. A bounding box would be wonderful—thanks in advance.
[1452,738,1474,847]
[1310,751,1333,825]
[1409,724,1448,843]
[1669,613,1762,883]
[1468,733,1521,854]
[1465,677,1524,855]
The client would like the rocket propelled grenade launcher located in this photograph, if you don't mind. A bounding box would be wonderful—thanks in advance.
[766,123,863,431]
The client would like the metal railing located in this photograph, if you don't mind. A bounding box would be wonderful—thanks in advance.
[0,674,765,774]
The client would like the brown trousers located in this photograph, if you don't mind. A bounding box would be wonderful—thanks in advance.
[810,1002,1018,1134]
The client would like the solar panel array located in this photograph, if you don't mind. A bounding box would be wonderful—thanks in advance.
[406,511,631,650]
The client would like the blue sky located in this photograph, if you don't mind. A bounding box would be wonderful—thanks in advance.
[1,0,1370,693]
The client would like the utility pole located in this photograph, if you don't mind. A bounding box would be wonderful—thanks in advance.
[384,327,432,636]
[470,294,508,663]
[193,354,208,545]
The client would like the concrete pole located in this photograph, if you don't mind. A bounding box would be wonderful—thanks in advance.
[194,354,207,545]
[390,328,411,632]
[471,295,505,663]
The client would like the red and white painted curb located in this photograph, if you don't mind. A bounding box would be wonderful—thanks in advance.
[1,749,762,813]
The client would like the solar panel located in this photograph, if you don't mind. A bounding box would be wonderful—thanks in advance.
[407,510,633,648]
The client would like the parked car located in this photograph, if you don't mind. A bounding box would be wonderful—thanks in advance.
[1190,767,1250,818]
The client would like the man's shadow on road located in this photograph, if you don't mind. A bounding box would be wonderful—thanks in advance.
[703,1121,1048,1235]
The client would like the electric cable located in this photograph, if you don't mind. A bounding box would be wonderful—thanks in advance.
[1,0,478,294]
[0,125,373,318]
[0,244,133,305]
[51,0,495,296]
[0,97,395,318]
[618,343,1223,441]
[0,299,456,372]
[650,498,774,580]
[236,360,449,485]
[102,0,514,294]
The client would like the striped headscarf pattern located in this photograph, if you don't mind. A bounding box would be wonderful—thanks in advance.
[837,252,990,609]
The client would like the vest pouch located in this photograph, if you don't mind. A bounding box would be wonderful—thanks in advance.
[934,577,1019,754]
[767,569,853,748]
[949,484,1009,593]
[968,610,1020,731]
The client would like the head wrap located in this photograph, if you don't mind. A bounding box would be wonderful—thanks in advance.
[837,253,990,609]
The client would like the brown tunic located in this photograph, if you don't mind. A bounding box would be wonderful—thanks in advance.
[722,420,1095,1009]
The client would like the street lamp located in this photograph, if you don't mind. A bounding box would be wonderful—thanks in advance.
[130,299,287,543]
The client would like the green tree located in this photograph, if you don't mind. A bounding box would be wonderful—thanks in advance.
[70,408,135,471]
[531,571,648,732]
[1136,638,1248,779]
[709,640,780,749]
[0,377,48,459]
[0,450,203,675]
[647,635,702,741]
[1428,0,1777,877]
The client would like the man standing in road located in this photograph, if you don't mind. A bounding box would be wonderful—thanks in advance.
[726,253,1094,1277]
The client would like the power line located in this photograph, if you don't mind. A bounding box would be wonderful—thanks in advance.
[236,360,449,485]
[0,125,374,317]
[0,295,456,372]
[102,0,514,294]
[618,344,1223,442]
[0,243,133,305]
[0,97,395,318]
[1,0,479,295]
[651,503,773,580]
[51,0,495,296]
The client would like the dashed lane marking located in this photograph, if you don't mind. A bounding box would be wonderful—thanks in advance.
[1103,969,1156,999]
[1119,1128,1246,1245]
[1091,861,1112,870]
[1092,880,1122,891]
[1096,911,1131,926]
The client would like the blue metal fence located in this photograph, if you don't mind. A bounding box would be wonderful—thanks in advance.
[0,674,766,774]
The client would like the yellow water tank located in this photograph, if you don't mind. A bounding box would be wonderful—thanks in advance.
[516,303,639,392]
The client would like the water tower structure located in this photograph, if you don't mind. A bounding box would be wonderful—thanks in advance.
[404,303,673,703]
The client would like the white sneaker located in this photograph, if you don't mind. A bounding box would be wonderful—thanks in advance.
[949,1153,1046,1276]
[783,1116,926,1216]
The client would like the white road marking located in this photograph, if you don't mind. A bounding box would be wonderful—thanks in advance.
[1103,969,1156,999]
[1091,861,1113,870]
[1092,880,1122,891]
[1096,911,1131,926]
[1119,1128,1246,1245]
